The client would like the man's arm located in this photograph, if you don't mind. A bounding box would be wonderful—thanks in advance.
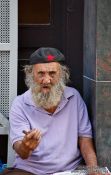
[13,129,41,159]
[78,137,97,166]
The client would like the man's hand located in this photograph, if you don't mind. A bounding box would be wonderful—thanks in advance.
[22,129,41,151]
[13,129,42,159]
[87,166,110,175]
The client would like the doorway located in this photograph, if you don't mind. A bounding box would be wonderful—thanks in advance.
[18,0,84,95]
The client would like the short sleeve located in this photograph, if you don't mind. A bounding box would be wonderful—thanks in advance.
[78,95,92,138]
[9,97,30,146]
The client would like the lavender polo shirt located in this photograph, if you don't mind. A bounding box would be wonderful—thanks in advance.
[9,86,92,175]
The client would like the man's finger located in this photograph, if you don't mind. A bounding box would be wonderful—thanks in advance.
[23,129,41,140]
[33,130,41,140]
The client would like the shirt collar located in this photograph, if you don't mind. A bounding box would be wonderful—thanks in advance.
[63,86,75,99]
[24,89,35,106]
[24,86,75,107]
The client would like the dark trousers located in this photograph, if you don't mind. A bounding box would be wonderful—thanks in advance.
[0,161,85,175]
[0,168,35,175]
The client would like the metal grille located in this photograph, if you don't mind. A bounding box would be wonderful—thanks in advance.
[0,0,10,43]
[0,51,10,117]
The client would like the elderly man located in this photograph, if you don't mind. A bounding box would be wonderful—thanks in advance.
[3,47,98,175]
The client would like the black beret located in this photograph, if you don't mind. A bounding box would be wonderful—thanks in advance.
[29,47,65,65]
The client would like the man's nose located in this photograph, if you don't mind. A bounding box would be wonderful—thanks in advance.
[42,75,51,84]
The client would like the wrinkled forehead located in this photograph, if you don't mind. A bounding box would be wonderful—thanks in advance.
[33,62,61,72]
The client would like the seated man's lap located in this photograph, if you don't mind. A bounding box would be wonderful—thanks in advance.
[0,168,35,175]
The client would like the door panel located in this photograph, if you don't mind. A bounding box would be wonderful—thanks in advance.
[18,0,50,24]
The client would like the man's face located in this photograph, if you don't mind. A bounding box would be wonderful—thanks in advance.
[33,62,61,94]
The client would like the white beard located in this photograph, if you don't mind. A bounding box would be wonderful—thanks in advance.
[31,80,65,109]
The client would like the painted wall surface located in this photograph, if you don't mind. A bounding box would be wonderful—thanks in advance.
[84,0,111,168]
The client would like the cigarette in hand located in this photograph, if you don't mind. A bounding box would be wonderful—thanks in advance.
[23,130,29,135]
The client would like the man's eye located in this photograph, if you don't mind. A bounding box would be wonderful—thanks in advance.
[38,72,44,76]
[49,71,56,76]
